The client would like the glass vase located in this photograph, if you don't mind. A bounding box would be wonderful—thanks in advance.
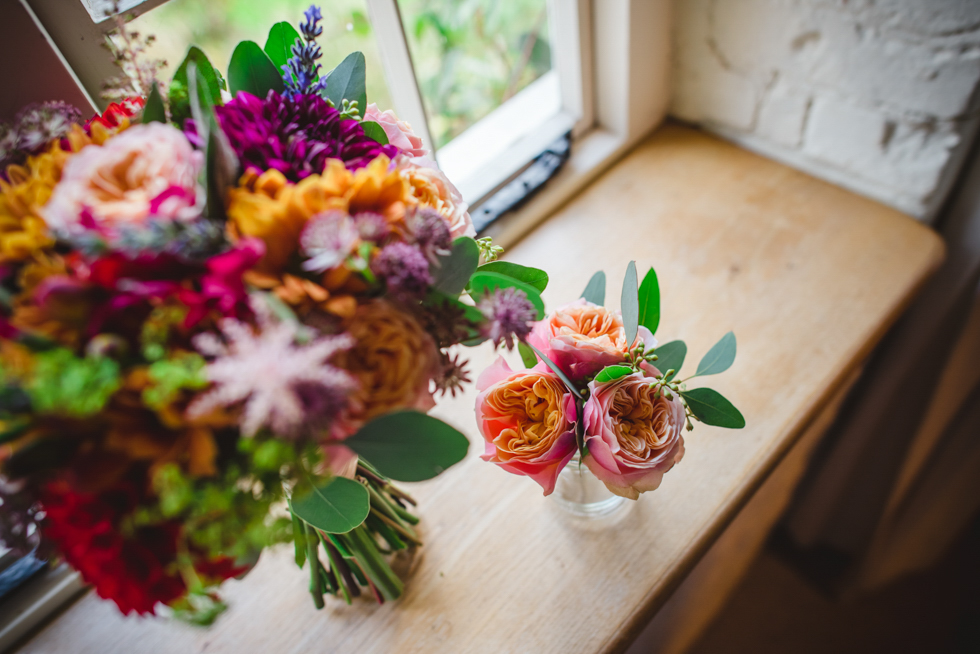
[552,454,629,518]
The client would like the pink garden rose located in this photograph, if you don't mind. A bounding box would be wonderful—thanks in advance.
[583,372,685,499]
[364,103,428,158]
[475,357,577,495]
[528,298,656,382]
[396,156,475,239]
[43,123,204,234]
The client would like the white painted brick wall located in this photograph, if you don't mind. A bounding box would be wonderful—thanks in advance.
[671,0,980,220]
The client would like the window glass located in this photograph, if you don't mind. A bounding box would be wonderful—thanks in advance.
[126,0,392,110]
[397,0,553,149]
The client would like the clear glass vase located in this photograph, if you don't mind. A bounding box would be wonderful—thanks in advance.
[552,454,629,518]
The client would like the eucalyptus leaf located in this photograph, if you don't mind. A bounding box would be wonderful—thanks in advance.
[360,120,389,145]
[594,365,633,383]
[432,237,479,296]
[680,388,745,428]
[529,343,582,397]
[468,271,545,319]
[228,40,286,98]
[289,476,370,534]
[204,115,238,220]
[621,261,639,347]
[264,21,302,72]
[654,340,687,381]
[694,331,737,377]
[518,341,538,368]
[344,411,469,482]
[476,261,549,292]
[141,83,166,124]
[638,267,660,336]
[323,51,367,113]
[581,271,605,305]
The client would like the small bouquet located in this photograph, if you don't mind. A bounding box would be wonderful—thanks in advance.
[475,263,745,501]
[0,5,542,623]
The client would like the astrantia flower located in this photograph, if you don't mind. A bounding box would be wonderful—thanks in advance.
[478,286,537,350]
[372,242,431,297]
[300,210,359,272]
[214,91,398,182]
[188,296,356,437]
[14,102,83,154]
[406,207,451,264]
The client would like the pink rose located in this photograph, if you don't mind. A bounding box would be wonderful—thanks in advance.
[475,357,577,495]
[583,372,685,499]
[528,299,656,381]
[364,103,428,158]
[43,123,204,234]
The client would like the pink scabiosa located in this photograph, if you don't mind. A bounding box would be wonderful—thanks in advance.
[187,296,357,438]
[478,286,537,350]
[372,242,432,298]
[213,91,398,182]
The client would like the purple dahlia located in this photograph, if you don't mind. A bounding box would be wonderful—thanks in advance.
[214,91,399,181]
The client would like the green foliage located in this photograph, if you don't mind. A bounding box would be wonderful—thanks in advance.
[518,341,538,368]
[432,236,480,296]
[529,343,581,397]
[679,388,745,429]
[264,21,302,72]
[227,40,285,98]
[322,52,367,115]
[621,261,639,347]
[581,271,605,305]
[343,411,469,482]
[169,46,224,127]
[141,83,167,123]
[638,267,660,336]
[475,236,504,263]
[694,332,737,377]
[140,305,188,361]
[594,365,633,383]
[27,349,120,417]
[360,120,389,145]
[143,353,208,411]
[653,340,686,381]
[289,477,370,534]
[476,261,549,292]
[468,271,545,319]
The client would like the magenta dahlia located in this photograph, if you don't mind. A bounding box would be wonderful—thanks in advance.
[213,91,399,181]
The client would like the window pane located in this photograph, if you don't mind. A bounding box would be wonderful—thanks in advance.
[127,0,392,110]
[397,0,553,149]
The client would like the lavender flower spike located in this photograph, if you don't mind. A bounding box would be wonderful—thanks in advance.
[478,286,537,350]
[283,5,329,99]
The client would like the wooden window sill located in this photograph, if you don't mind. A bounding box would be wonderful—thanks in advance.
[16,123,943,654]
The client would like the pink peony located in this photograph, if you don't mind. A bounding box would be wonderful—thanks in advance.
[582,372,686,500]
[527,298,656,382]
[364,103,428,158]
[475,357,577,495]
[43,123,204,234]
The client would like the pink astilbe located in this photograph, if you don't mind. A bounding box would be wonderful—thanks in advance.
[188,297,357,438]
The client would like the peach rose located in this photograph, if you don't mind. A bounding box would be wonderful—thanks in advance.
[398,157,475,239]
[528,299,656,382]
[475,357,577,495]
[364,103,428,158]
[582,372,685,500]
[333,299,439,430]
[43,123,203,233]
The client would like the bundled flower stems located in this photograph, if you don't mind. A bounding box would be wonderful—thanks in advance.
[0,5,546,623]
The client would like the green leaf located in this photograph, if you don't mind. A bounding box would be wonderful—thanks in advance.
[694,331,737,377]
[289,476,370,534]
[264,21,302,72]
[581,271,605,305]
[323,51,367,114]
[680,387,745,428]
[360,120,389,145]
[528,343,582,397]
[594,365,633,383]
[621,261,639,347]
[169,46,223,126]
[654,340,687,381]
[205,115,238,220]
[468,271,544,319]
[141,83,166,124]
[638,267,660,336]
[518,341,538,368]
[344,411,469,482]
[476,261,549,292]
[432,236,479,296]
[227,40,286,98]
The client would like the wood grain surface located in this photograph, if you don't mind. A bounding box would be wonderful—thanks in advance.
[18,124,943,654]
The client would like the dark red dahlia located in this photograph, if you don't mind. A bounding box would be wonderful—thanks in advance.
[214,91,399,182]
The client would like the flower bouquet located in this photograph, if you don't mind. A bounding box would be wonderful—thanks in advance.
[0,5,543,623]
[475,263,745,507]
